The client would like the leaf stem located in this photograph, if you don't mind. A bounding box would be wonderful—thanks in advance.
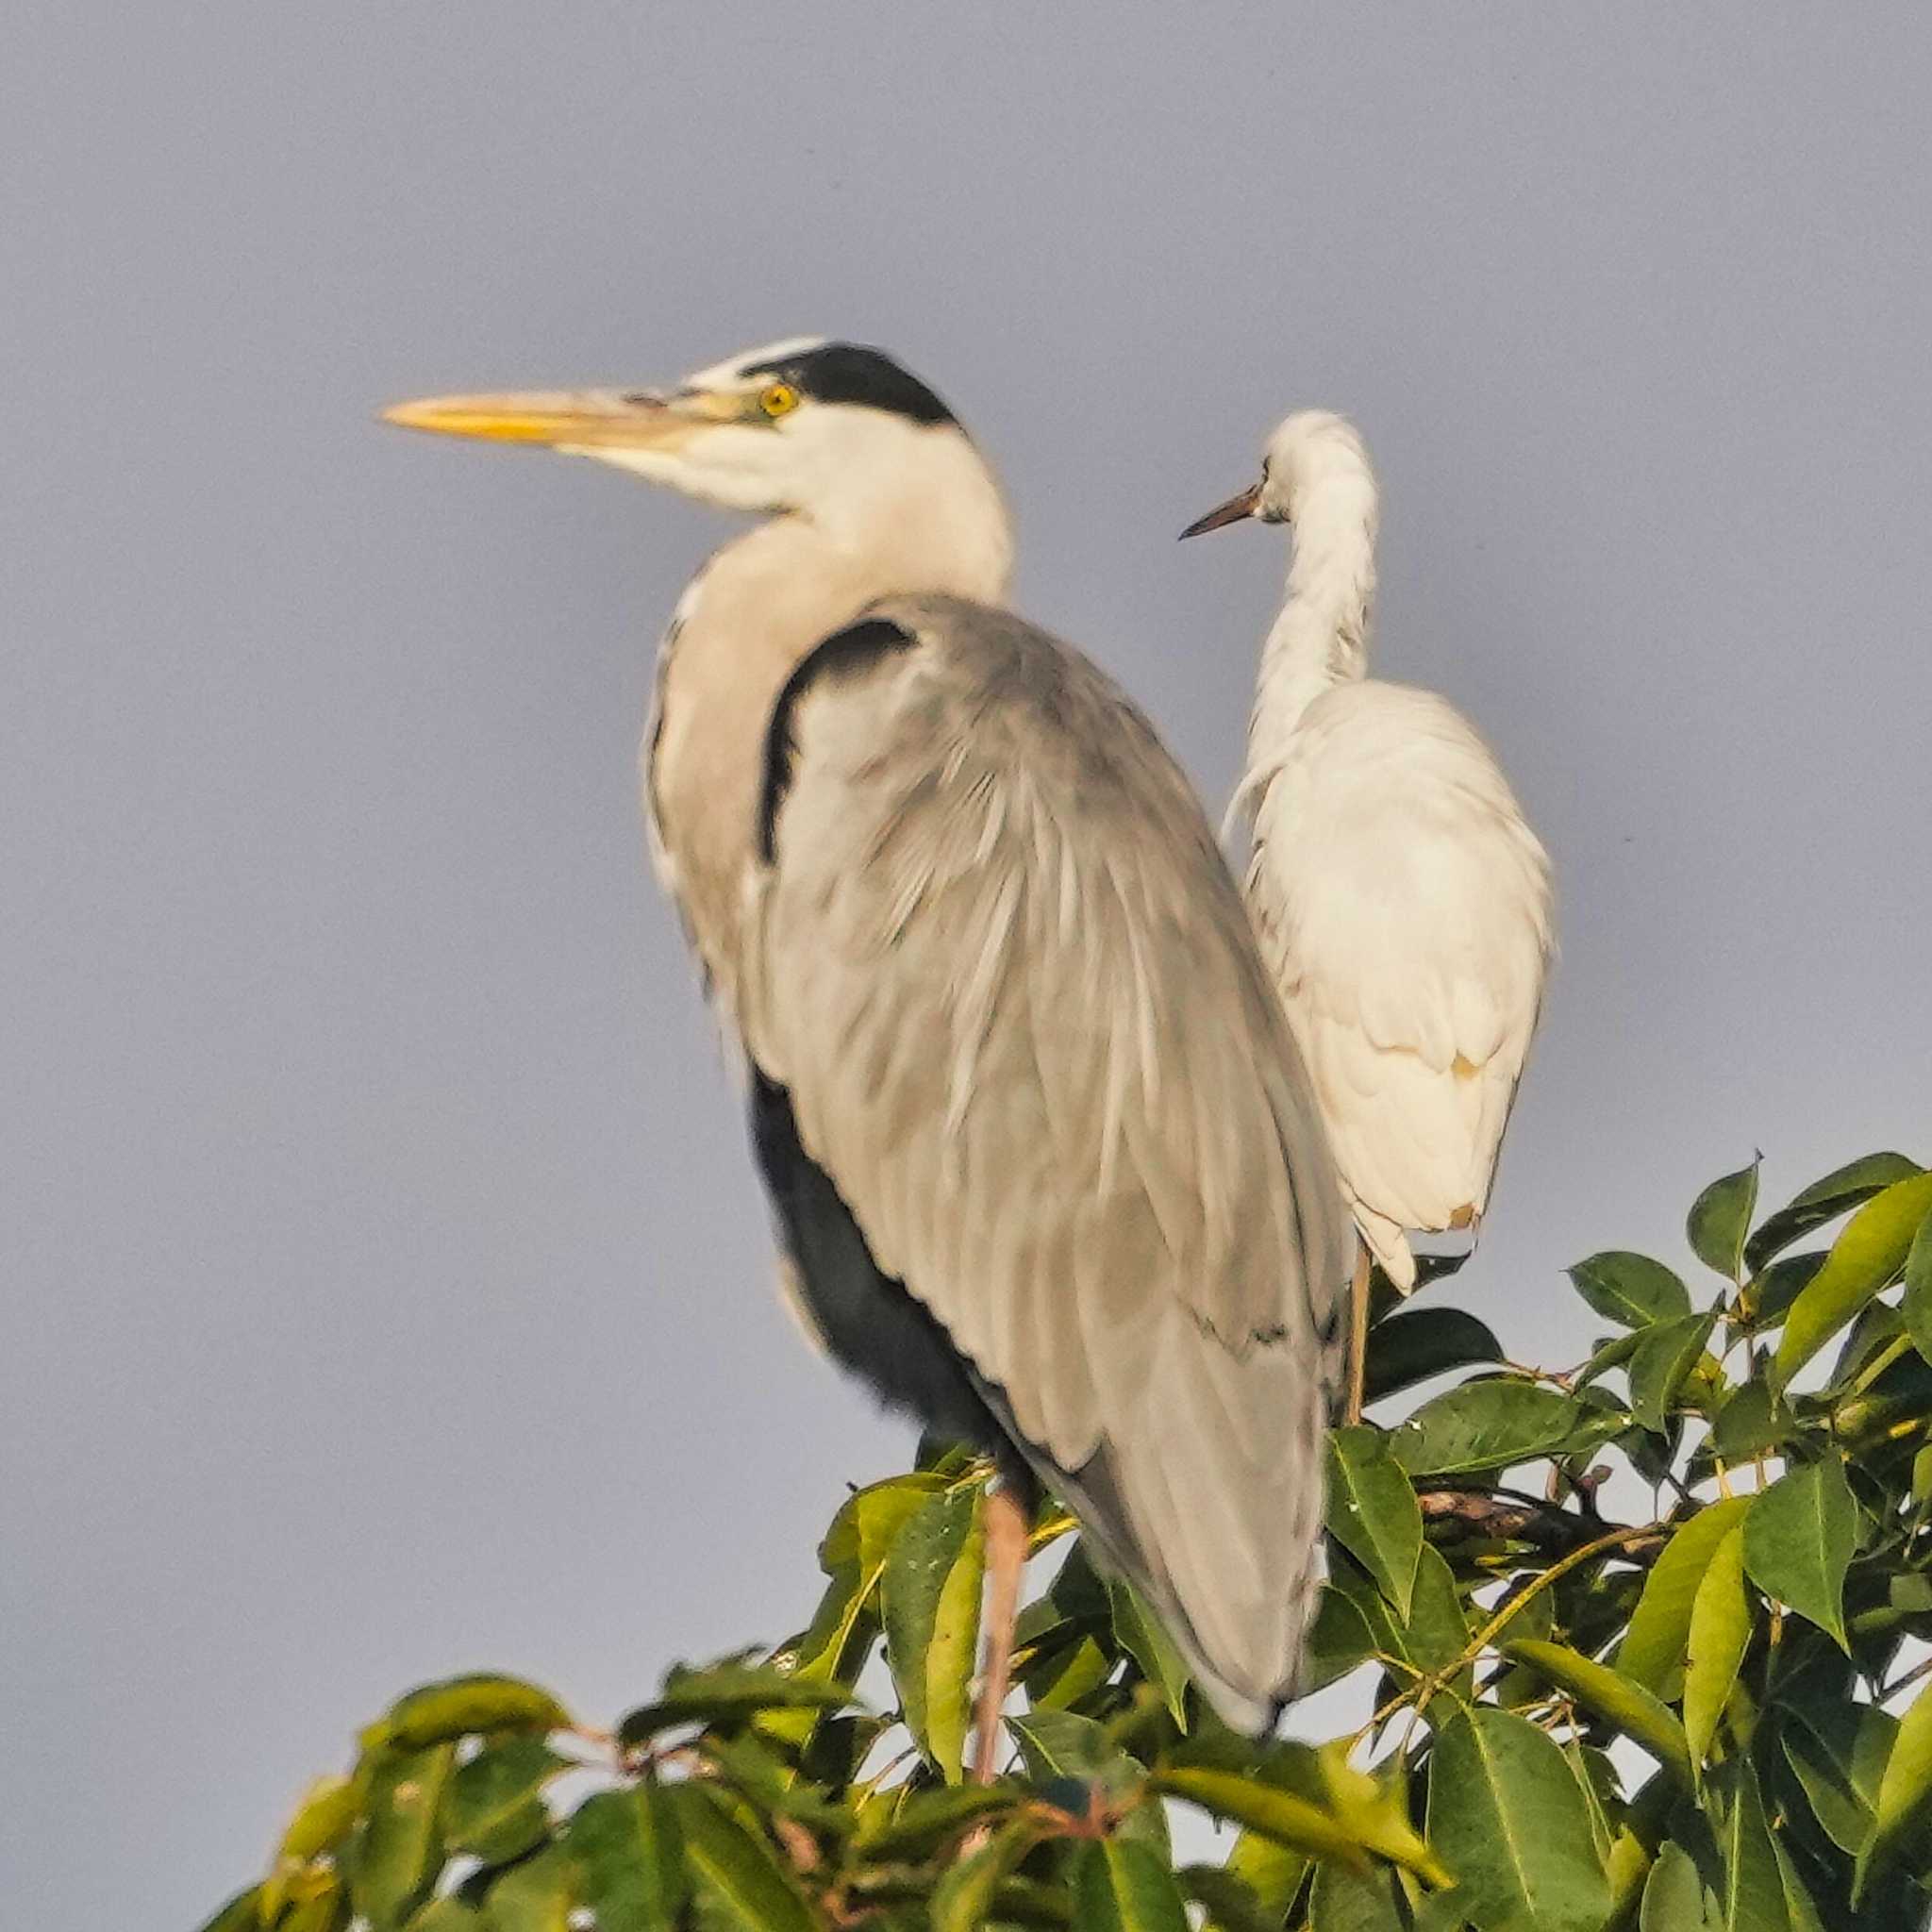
[1394,1524,1662,1724]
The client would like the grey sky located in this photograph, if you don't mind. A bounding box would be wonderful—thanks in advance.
[4,7,1928,1924]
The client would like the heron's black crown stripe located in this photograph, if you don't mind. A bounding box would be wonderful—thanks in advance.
[758,617,917,864]
[740,342,957,426]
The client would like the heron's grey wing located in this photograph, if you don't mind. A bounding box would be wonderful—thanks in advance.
[742,594,1354,1726]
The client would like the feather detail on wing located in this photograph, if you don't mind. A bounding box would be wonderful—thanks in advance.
[1241,680,1554,1289]
[742,594,1354,1725]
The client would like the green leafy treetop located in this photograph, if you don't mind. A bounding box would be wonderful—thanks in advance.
[198,1150,1932,1930]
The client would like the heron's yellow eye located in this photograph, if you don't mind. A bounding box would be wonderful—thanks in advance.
[759,382,800,419]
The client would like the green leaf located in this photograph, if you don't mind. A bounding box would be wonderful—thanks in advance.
[1072,1840,1189,1932]
[1157,1749,1439,1884]
[1641,1843,1717,1932]
[1223,1828,1310,1923]
[1773,1172,1932,1389]
[1562,1738,1615,1862]
[476,1840,575,1932]
[278,1774,360,1866]
[383,1675,569,1751]
[1900,1206,1932,1365]
[1300,1585,1378,1695]
[351,1743,455,1932]
[666,1784,816,1932]
[853,1783,1020,1860]
[568,1784,688,1932]
[1500,1640,1691,1782]
[1362,1307,1503,1404]
[1410,1890,1480,1932]
[278,1875,348,1932]
[1307,1860,1407,1931]
[1740,1251,1826,1333]
[442,1739,567,1866]
[1325,1544,1466,1694]
[1618,1497,1754,1694]
[881,1481,984,1782]
[616,1658,855,1750]
[930,1815,1040,1932]
[401,1898,484,1932]
[1741,1457,1857,1649]
[1782,1700,1897,1854]
[1179,1862,1291,1932]
[1424,1705,1611,1932]
[1325,1427,1424,1621]
[1389,1378,1614,1477]
[1710,1759,1788,1932]
[1767,1835,1827,1932]
[1006,1705,1116,1779]
[1024,1632,1113,1710]
[1856,1672,1932,1900]
[770,1471,950,1752]
[1397,1543,1472,1683]
[1690,1159,1761,1280]
[1745,1152,1924,1274]
[1709,1382,1790,1462]
[817,1470,950,1573]
[1108,1577,1191,1725]
[194,1887,265,1932]
[1684,1526,1751,1777]
[1574,1328,1645,1391]
[1567,1252,1692,1328]
[1012,1538,1108,1674]
[1692,1158,1769,1282]
[1627,1310,1718,1433]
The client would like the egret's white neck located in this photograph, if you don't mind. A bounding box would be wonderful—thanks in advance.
[1249,464,1378,767]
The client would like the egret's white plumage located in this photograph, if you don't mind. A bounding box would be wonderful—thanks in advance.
[1189,410,1554,1291]
[386,344,1354,1735]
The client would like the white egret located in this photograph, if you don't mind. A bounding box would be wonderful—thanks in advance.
[1184,409,1554,1418]
[386,342,1354,1751]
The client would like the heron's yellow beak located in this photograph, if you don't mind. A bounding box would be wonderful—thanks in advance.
[380,387,739,450]
[1178,480,1264,541]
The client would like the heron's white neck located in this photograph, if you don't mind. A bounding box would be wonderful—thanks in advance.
[805,423,1016,597]
[645,423,1014,1016]
[1247,466,1378,776]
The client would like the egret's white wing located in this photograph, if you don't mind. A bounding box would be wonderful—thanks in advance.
[1244,681,1553,1287]
[743,594,1354,1725]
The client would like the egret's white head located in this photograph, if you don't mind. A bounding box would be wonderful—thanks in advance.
[384,337,990,524]
[1180,409,1376,540]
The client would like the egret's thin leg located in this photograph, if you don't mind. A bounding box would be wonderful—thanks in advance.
[1345,1241,1372,1425]
[973,1482,1028,1784]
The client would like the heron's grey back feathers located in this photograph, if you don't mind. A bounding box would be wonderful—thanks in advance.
[743,594,1353,1725]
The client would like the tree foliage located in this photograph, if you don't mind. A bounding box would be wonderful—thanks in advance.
[198,1149,1932,1930]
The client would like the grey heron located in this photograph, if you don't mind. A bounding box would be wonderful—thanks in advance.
[1184,409,1554,1420]
[385,341,1353,1750]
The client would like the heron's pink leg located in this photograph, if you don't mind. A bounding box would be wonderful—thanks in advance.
[973,1482,1027,1784]
[1345,1241,1372,1425]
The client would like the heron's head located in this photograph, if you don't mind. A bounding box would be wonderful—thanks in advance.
[384,338,982,520]
[1180,409,1374,539]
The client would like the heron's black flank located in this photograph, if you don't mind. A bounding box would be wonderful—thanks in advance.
[758,616,916,863]
[748,1069,1003,1451]
[740,342,958,426]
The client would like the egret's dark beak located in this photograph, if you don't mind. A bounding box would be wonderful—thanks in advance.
[1178,480,1264,541]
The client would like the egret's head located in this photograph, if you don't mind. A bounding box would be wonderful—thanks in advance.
[1181,409,1374,539]
[384,338,974,518]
